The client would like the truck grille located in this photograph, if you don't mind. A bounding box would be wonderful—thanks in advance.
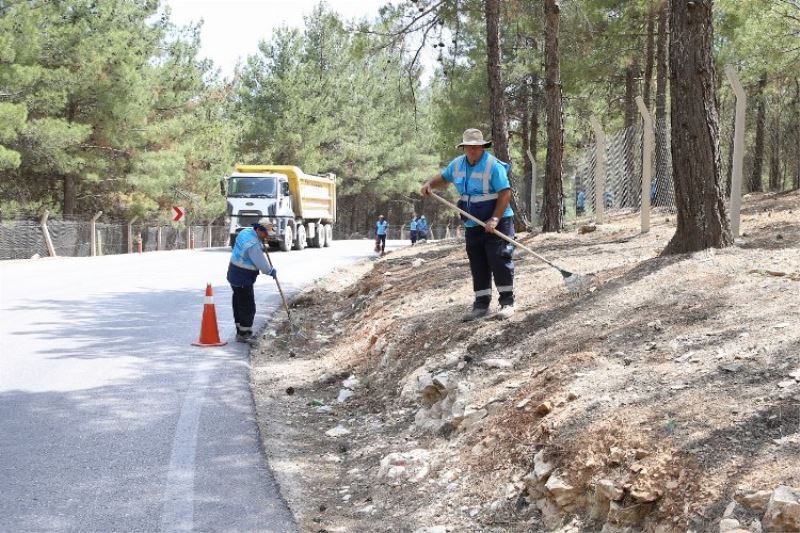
[237,211,261,227]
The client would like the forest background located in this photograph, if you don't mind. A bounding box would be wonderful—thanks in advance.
[0,0,798,234]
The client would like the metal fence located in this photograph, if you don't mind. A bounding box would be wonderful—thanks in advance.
[0,213,228,260]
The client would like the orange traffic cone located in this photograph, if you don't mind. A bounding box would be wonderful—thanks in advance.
[192,283,227,347]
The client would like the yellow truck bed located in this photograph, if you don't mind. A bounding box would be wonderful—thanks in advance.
[234,165,336,222]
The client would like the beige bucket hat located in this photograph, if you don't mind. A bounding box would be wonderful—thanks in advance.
[457,128,492,148]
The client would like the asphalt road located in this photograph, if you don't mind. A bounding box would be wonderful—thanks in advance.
[0,239,402,532]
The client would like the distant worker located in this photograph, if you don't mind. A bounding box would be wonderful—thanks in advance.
[375,215,389,255]
[417,215,429,241]
[226,218,277,344]
[420,128,515,321]
[604,189,614,209]
[409,216,419,245]
[576,190,586,216]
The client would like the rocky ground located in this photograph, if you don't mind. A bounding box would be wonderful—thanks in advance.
[251,191,800,533]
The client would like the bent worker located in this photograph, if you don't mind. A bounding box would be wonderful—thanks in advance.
[226,218,277,343]
[375,215,389,255]
[409,216,418,245]
[420,128,515,321]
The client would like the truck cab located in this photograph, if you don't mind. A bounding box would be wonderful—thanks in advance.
[222,165,336,251]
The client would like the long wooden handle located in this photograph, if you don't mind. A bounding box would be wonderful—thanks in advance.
[428,191,560,270]
[263,245,292,319]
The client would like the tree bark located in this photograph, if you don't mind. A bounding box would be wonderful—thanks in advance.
[63,174,76,216]
[643,7,656,110]
[654,1,669,208]
[624,57,640,208]
[542,0,563,232]
[750,71,767,192]
[485,0,530,229]
[520,81,532,215]
[663,0,732,255]
[795,78,800,190]
[769,112,781,191]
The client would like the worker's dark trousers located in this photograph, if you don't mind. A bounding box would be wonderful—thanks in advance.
[231,284,256,336]
[465,216,515,309]
[410,230,418,244]
[376,234,386,252]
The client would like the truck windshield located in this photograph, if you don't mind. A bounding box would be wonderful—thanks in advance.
[228,177,277,198]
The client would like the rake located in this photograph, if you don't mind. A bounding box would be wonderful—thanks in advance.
[429,191,594,293]
[263,245,307,338]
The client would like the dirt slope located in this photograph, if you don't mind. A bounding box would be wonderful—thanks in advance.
[251,191,800,533]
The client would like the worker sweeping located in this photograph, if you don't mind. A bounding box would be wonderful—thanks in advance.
[226,218,278,343]
[420,128,515,321]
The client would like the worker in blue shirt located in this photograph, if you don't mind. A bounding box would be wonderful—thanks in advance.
[226,218,277,343]
[409,216,418,245]
[375,215,389,255]
[417,215,429,241]
[576,190,586,216]
[420,128,515,321]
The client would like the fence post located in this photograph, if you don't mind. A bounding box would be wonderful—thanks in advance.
[97,233,103,256]
[636,96,654,234]
[157,226,162,251]
[40,210,56,257]
[590,116,606,224]
[726,66,746,239]
[127,216,138,254]
[445,226,451,239]
[206,222,212,248]
[526,149,537,226]
[185,222,191,250]
[90,211,103,257]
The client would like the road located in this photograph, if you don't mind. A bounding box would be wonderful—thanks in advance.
[0,240,402,532]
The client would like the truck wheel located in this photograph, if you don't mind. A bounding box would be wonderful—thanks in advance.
[279,225,293,252]
[294,224,307,250]
[308,224,325,248]
[317,224,328,248]
[324,224,333,247]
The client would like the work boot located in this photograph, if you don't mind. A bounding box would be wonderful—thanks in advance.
[495,304,515,320]
[236,333,259,346]
[461,306,489,322]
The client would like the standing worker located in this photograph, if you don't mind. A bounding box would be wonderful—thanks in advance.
[375,215,389,255]
[417,215,429,242]
[409,216,418,245]
[420,128,515,321]
[226,218,278,343]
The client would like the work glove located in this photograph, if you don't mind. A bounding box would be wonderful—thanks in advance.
[268,267,278,279]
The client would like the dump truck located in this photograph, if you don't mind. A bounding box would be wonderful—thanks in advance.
[221,165,336,251]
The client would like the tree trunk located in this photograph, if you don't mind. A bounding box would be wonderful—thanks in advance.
[520,81,532,215]
[643,7,656,109]
[530,73,541,214]
[796,78,800,190]
[750,71,767,192]
[624,57,640,208]
[769,112,781,191]
[541,0,563,232]
[485,0,530,229]
[63,174,76,215]
[663,0,732,255]
[654,1,669,208]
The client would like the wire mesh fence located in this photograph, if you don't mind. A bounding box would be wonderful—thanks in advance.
[0,215,229,260]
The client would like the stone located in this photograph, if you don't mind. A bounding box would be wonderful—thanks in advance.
[762,485,800,532]
[459,406,487,431]
[723,501,737,518]
[739,489,774,512]
[325,425,351,437]
[718,518,740,532]
[545,473,578,508]
[630,485,660,503]
[533,449,555,482]
[535,401,553,416]
[337,388,354,402]
[606,501,653,526]
[482,358,513,369]
[578,224,597,234]
[378,449,431,486]
[516,398,532,409]
[597,479,624,501]
[411,258,426,267]
[413,527,447,533]
[342,375,360,389]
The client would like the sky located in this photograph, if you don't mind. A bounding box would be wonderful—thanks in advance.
[162,1,395,78]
